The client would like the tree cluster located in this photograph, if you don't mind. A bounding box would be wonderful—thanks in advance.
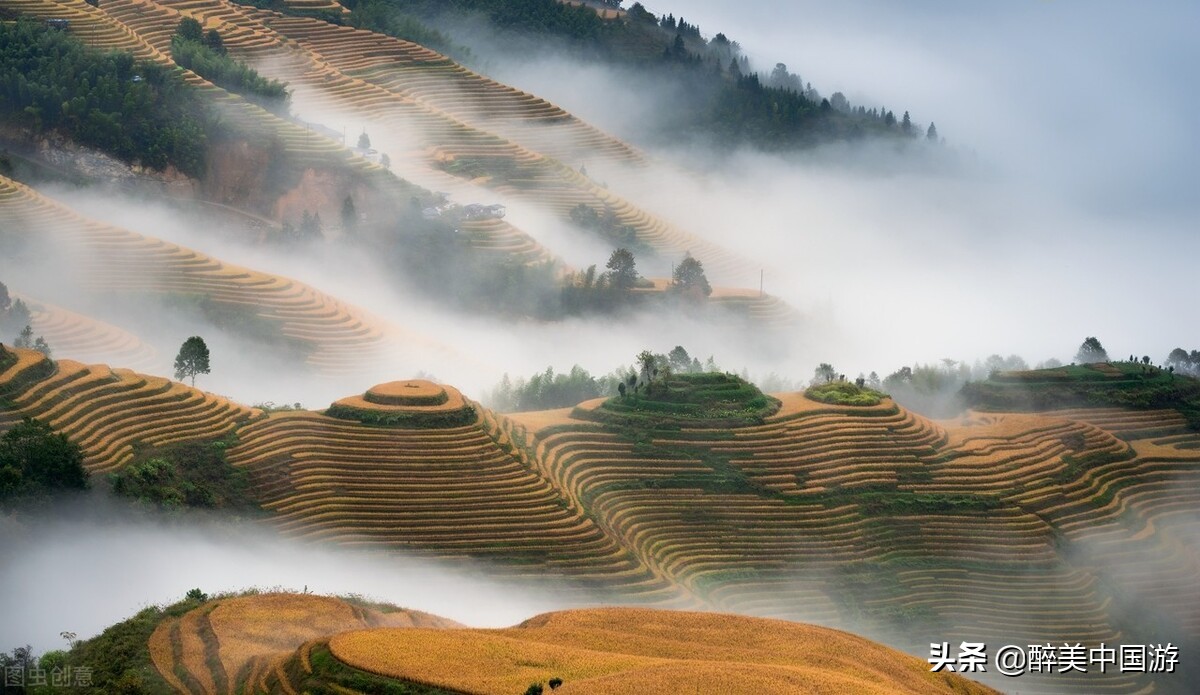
[0,19,208,176]
[0,417,88,503]
[1166,348,1200,377]
[171,18,290,110]
[487,365,601,412]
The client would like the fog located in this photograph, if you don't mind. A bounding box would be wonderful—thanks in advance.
[473,0,1200,381]
[0,496,587,655]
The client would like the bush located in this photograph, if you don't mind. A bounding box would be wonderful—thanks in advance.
[805,381,885,407]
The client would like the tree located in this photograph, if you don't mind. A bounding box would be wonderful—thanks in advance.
[380,152,391,169]
[174,336,211,387]
[668,345,694,373]
[636,350,656,376]
[812,363,837,385]
[13,325,33,349]
[523,684,544,695]
[297,210,323,241]
[204,28,225,54]
[340,195,358,232]
[33,336,51,357]
[548,678,563,690]
[1075,337,1109,363]
[926,122,938,141]
[0,280,9,313]
[176,17,204,44]
[186,588,208,602]
[357,130,371,150]
[0,417,87,498]
[670,253,712,298]
[901,111,913,136]
[605,248,639,290]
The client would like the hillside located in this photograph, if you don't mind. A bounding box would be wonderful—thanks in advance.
[0,3,792,351]
[2,351,1197,692]
[62,592,997,695]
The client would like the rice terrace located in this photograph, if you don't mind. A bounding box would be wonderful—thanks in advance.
[0,1,1195,694]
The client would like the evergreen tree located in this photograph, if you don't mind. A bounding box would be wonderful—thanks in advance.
[0,281,9,313]
[204,28,225,54]
[174,336,211,387]
[605,248,639,290]
[176,17,204,44]
[901,110,913,135]
[670,253,712,298]
[357,130,371,150]
[1075,337,1109,364]
[926,122,938,141]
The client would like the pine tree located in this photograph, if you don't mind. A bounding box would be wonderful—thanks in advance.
[357,130,371,150]
[901,111,913,135]
[926,122,939,141]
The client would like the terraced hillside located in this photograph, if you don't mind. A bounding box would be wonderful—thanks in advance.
[30,0,754,281]
[226,380,680,601]
[132,594,997,695]
[2,348,1196,691]
[16,293,159,371]
[0,345,257,472]
[146,592,455,695]
[0,174,399,375]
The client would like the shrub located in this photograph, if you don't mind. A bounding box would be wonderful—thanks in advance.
[805,381,885,407]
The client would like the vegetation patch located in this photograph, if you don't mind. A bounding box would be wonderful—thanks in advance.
[962,361,1200,430]
[0,19,209,177]
[109,437,259,511]
[586,372,780,428]
[325,403,477,429]
[295,643,463,695]
[171,18,290,111]
[0,417,88,505]
[806,381,886,406]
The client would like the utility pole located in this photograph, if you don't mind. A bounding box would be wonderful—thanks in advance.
[759,269,764,297]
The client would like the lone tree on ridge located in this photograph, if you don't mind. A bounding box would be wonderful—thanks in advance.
[1075,337,1109,364]
[174,336,211,387]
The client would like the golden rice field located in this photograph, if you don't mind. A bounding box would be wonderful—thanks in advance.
[0,346,258,472]
[2,342,1197,691]
[148,592,455,695]
[324,607,1000,695]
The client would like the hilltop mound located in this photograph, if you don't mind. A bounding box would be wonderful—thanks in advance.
[580,372,781,427]
[963,361,1200,429]
[69,595,993,694]
[325,607,998,695]
[326,380,476,427]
